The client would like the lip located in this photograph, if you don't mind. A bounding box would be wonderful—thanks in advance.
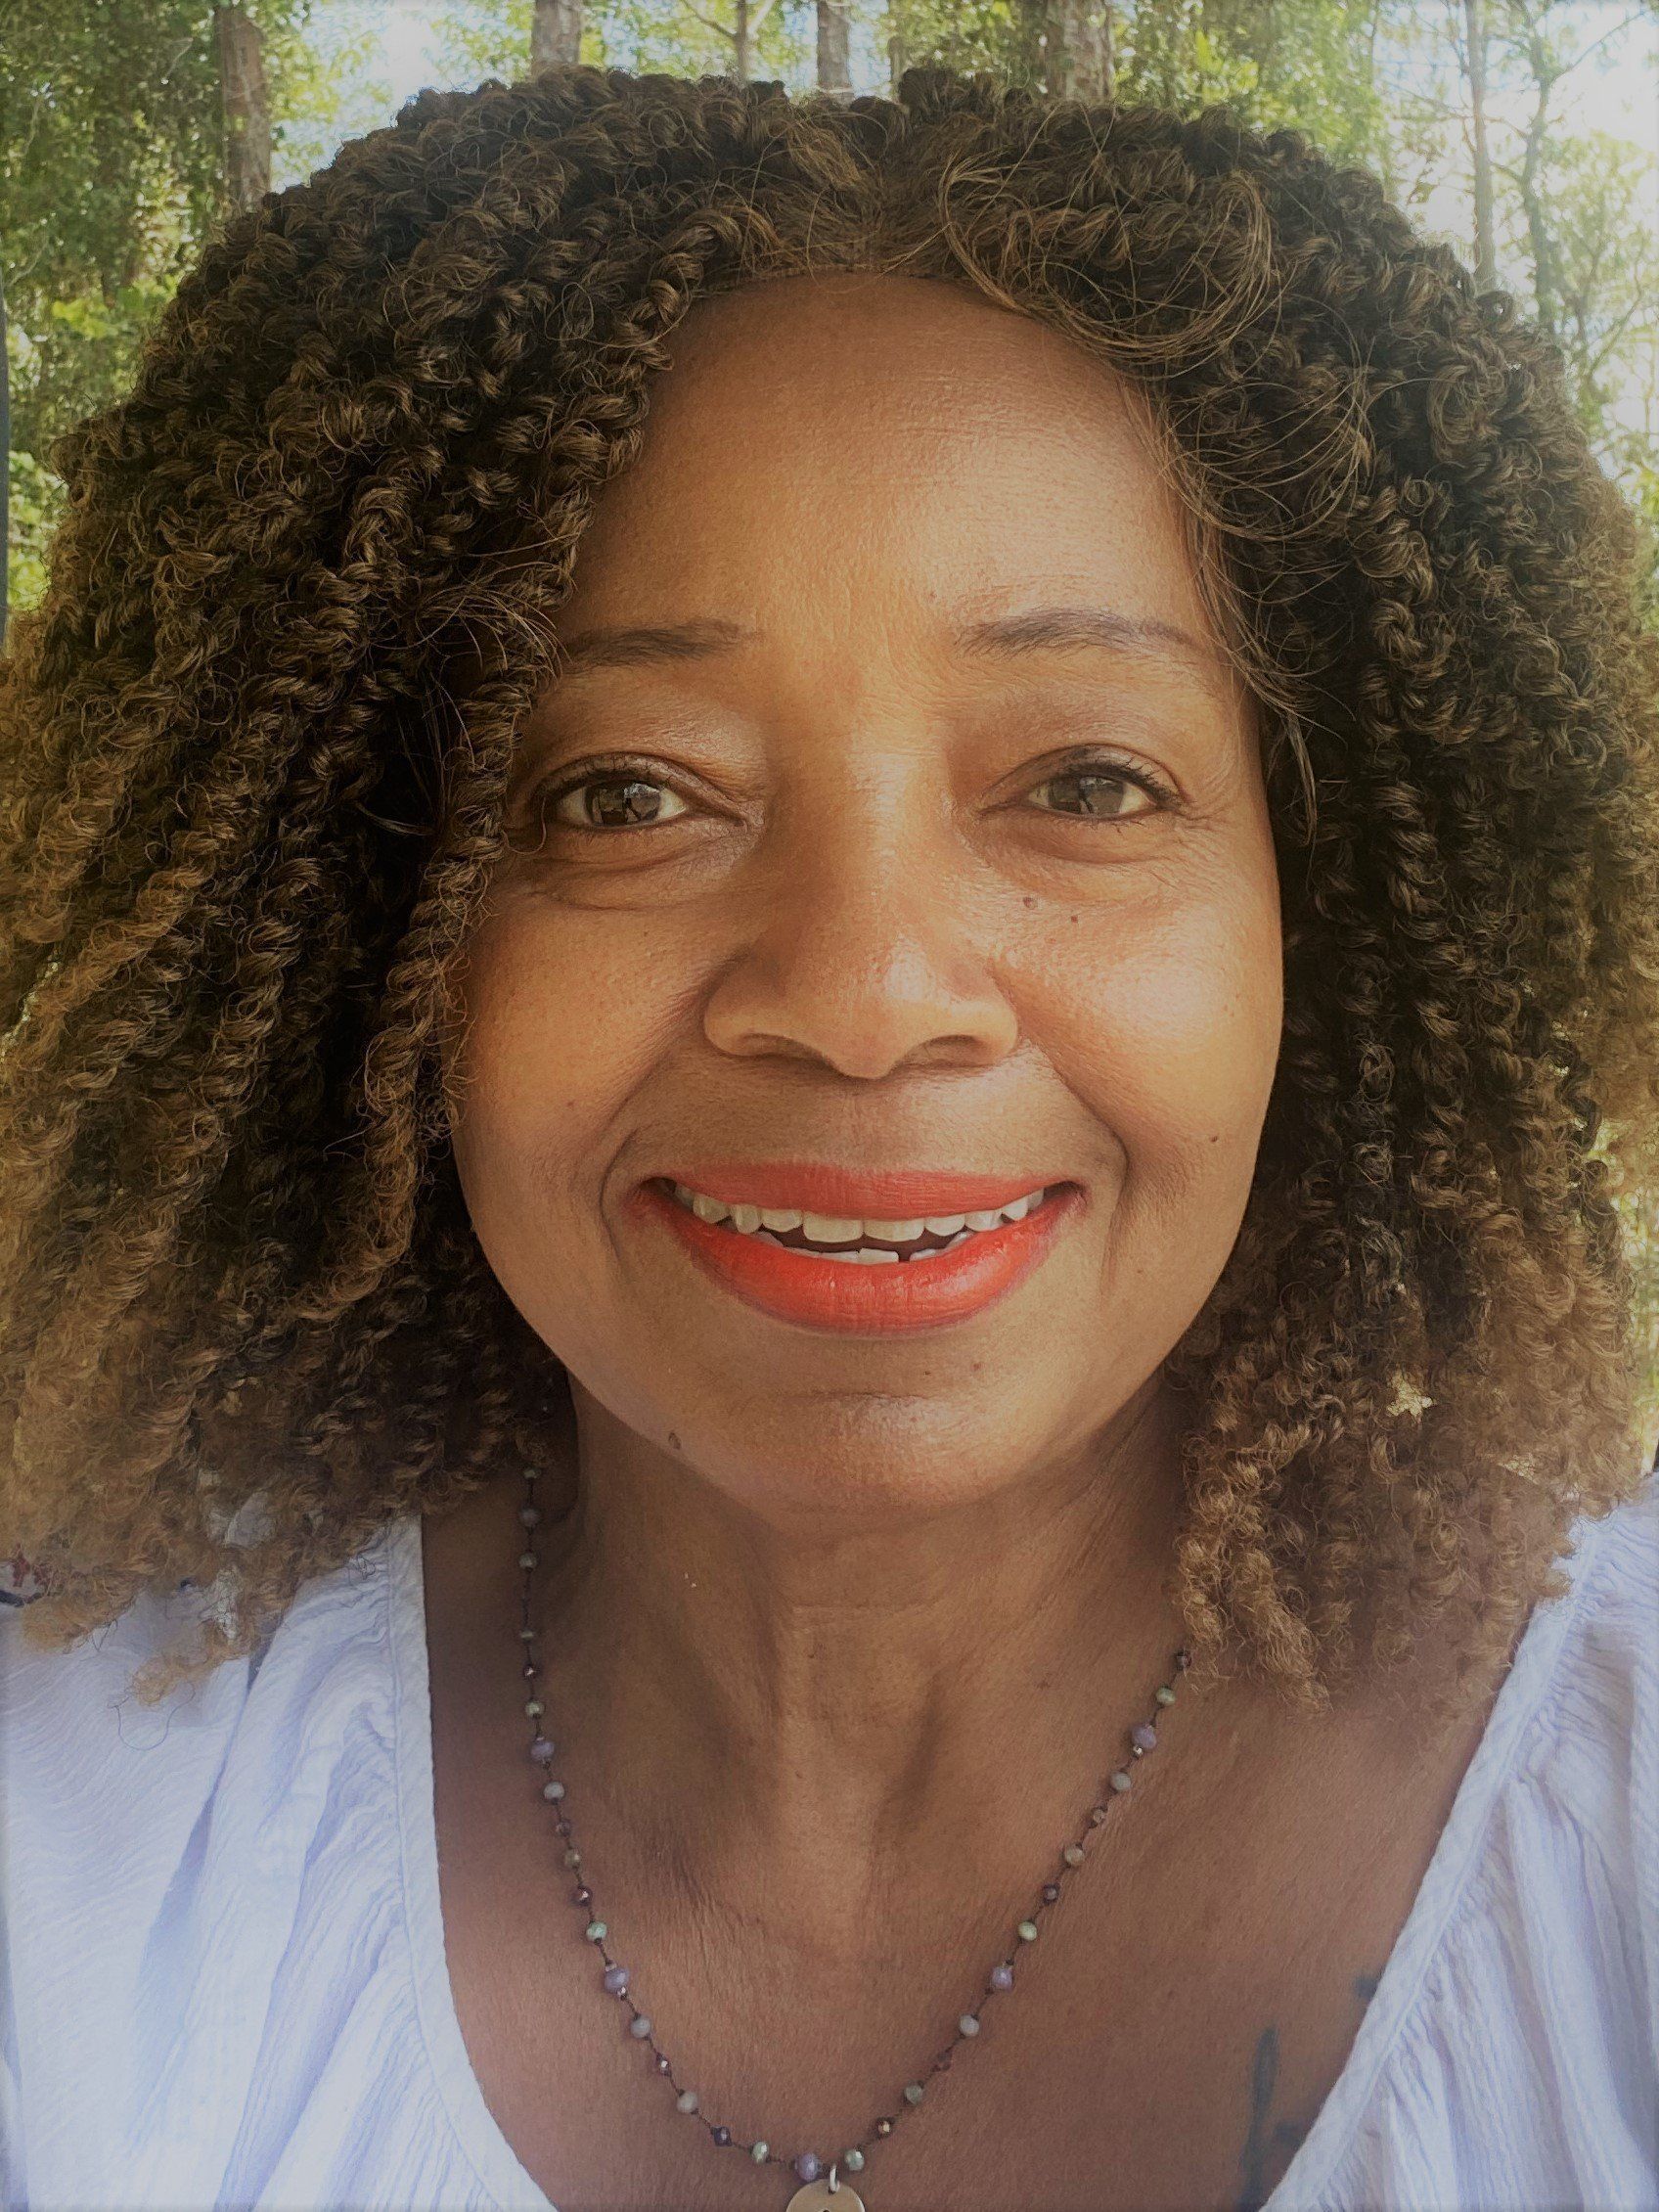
[646,1161,1067,1217]
[630,1175,1085,1336]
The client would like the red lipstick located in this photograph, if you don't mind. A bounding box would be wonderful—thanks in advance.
[629,1166,1084,1336]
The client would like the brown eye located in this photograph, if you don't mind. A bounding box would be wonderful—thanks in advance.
[1028,760,1170,821]
[527,768,694,834]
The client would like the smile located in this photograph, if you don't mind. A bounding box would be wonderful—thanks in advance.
[632,1177,1084,1334]
[665,1177,1054,1262]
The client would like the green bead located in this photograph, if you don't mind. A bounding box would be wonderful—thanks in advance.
[844,2150,866,2172]
[903,2082,925,2104]
[1110,1770,1133,1791]
[1155,1684,1176,1705]
[1062,1843,1084,1866]
[750,2142,769,2163]
[584,1920,605,1941]
[1017,1919,1039,1942]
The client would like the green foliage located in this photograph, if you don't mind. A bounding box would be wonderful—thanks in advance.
[1128,4,1260,112]
[888,0,1047,87]
[883,0,1394,143]
[1528,129,1659,454]
[4,446,66,615]
[423,2,535,84]
[267,1,396,188]
[1127,0,1388,168]
[2,0,313,623]
[1,0,223,312]
[425,0,805,88]
[1619,455,1659,645]
[603,0,811,80]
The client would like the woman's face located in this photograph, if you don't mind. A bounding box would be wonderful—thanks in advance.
[442,271,1282,1525]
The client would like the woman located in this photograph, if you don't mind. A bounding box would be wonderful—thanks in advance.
[0,62,1655,2212]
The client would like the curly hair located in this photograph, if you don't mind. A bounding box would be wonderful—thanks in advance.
[3,62,1658,1725]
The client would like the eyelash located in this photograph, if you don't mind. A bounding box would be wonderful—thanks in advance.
[517,748,1179,836]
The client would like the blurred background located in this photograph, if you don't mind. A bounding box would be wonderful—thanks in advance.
[2,0,1658,1454]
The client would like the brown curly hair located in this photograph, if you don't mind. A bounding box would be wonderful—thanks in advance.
[3,63,1658,1724]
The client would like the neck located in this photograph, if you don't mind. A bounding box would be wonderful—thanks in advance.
[524,1379,1196,1959]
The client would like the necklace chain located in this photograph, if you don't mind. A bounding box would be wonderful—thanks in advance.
[512,1460,1193,2201]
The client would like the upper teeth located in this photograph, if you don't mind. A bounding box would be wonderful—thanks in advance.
[668,1182,1050,1246]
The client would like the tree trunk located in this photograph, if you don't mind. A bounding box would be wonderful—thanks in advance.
[1046,0,1109,99]
[888,18,907,96]
[1100,0,1115,98]
[817,0,853,96]
[1464,0,1497,290]
[1045,0,1073,93]
[1515,39,1559,340]
[214,4,269,215]
[531,0,583,73]
[1518,113,1555,339]
[1369,0,1392,198]
[734,0,752,81]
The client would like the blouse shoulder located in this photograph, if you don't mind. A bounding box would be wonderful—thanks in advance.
[1508,1470,1659,1930]
[0,1514,392,1841]
[1291,1472,1659,2211]
[1536,1468,1658,1822]
[0,1515,481,2212]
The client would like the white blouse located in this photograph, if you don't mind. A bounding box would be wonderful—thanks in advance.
[2,1475,1656,2212]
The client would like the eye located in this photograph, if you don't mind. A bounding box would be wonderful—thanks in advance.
[517,760,694,838]
[1024,752,1176,822]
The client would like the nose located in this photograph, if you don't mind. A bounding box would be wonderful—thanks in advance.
[699,794,1022,1081]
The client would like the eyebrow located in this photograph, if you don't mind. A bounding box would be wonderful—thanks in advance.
[552,606,1230,693]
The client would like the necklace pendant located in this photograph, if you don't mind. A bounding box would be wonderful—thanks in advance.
[785,2185,867,2212]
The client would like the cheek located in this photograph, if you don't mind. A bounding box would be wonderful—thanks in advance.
[1042,897,1282,1363]
[443,907,695,1208]
[1039,881,1283,1180]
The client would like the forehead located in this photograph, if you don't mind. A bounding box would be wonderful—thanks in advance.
[553,272,1213,651]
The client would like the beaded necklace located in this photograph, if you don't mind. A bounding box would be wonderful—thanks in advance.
[511,1458,1192,2211]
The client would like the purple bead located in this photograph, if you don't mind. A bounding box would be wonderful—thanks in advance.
[990,1963,1014,1990]
[713,2127,732,2146]
[529,1737,556,1764]
[603,1964,629,1994]
[1042,1883,1060,1903]
[1131,1721,1158,1751]
[795,2153,822,2184]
